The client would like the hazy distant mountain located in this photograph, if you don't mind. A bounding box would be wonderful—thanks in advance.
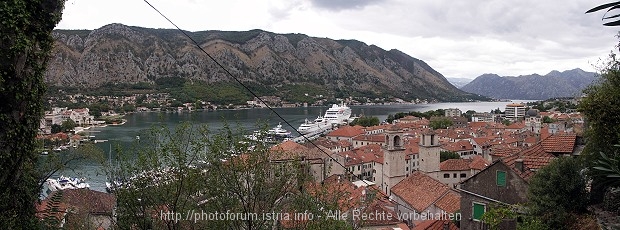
[460,69,597,100]
[446,77,473,88]
[45,23,486,102]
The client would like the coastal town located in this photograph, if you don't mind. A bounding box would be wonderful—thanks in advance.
[36,97,591,229]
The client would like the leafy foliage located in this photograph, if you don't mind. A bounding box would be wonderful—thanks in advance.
[587,2,620,26]
[527,157,589,229]
[480,204,517,230]
[578,51,620,202]
[108,122,350,229]
[592,147,620,188]
[385,109,445,123]
[0,0,65,228]
[440,151,460,162]
[349,116,380,127]
[429,117,453,130]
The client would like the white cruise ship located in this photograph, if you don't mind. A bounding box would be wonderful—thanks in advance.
[323,103,352,125]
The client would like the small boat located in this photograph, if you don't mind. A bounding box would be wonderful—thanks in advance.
[267,123,292,137]
[41,175,90,199]
[245,123,294,144]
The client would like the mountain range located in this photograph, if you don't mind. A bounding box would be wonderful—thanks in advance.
[446,77,473,88]
[460,69,598,100]
[44,24,486,102]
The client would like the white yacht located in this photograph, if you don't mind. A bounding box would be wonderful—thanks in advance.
[245,123,293,144]
[41,175,90,199]
[267,123,292,137]
[323,103,352,125]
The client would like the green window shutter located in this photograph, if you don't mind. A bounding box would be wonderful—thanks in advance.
[496,170,506,187]
[473,203,485,220]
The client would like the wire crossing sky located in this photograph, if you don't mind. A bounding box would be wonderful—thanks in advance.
[57,0,618,78]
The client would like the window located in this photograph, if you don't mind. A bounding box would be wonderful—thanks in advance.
[496,170,507,187]
[473,202,486,221]
[443,173,450,178]
[453,173,457,178]
[460,173,467,178]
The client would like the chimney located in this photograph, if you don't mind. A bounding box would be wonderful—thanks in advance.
[443,222,450,230]
[515,159,524,172]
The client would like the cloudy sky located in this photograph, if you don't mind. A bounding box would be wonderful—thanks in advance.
[56,0,620,79]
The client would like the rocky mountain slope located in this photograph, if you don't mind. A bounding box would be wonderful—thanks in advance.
[460,69,597,100]
[45,23,485,102]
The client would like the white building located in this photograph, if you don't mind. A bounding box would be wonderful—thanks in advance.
[444,108,462,117]
[504,103,526,121]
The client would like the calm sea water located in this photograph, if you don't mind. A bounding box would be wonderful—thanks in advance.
[46,100,533,192]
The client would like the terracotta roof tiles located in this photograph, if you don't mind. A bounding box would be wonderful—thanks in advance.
[433,189,461,213]
[541,133,576,154]
[391,172,449,212]
[327,126,365,137]
[413,219,459,230]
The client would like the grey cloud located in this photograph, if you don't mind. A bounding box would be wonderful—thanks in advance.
[309,0,385,11]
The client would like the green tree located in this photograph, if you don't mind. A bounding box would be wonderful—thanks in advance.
[61,119,76,132]
[463,110,476,121]
[527,157,589,229]
[542,116,554,124]
[578,51,620,202]
[350,116,380,127]
[429,117,453,129]
[440,151,460,162]
[109,123,350,229]
[0,0,65,228]
[50,124,62,134]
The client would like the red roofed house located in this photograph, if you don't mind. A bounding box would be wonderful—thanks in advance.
[338,144,384,182]
[37,189,116,229]
[458,159,525,230]
[391,171,462,228]
[435,155,489,188]
[270,140,335,182]
[413,219,459,230]
[441,140,475,158]
[326,125,365,142]
[352,134,386,148]
[457,135,574,230]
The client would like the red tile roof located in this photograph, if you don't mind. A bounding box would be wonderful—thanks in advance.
[439,156,489,171]
[54,189,116,215]
[505,122,525,130]
[469,155,489,171]
[541,133,576,154]
[391,172,450,212]
[441,140,473,152]
[306,175,366,212]
[489,146,521,157]
[271,140,307,152]
[433,189,461,213]
[352,134,386,142]
[338,144,385,166]
[327,125,365,137]
[413,219,459,230]
[440,159,471,171]
[502,144,556,181]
